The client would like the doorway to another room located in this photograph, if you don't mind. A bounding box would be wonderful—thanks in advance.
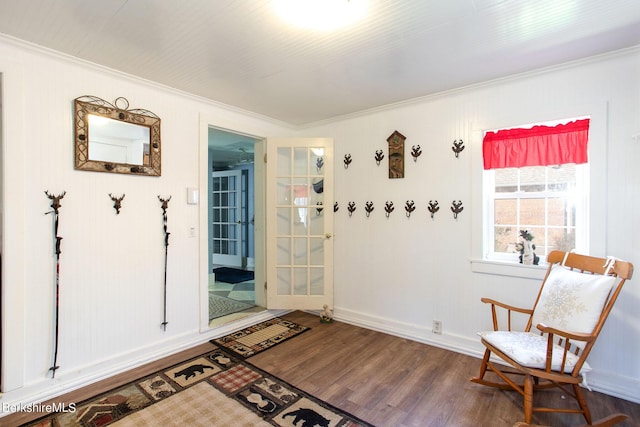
[207,128,263,325]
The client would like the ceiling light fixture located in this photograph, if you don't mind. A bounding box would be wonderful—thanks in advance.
[273,0,368,31]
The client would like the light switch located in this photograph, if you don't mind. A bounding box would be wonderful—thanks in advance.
[187,187,199,205]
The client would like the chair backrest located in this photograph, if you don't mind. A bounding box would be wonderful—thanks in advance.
[527,251,633,354]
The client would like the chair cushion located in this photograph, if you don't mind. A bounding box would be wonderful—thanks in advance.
[479,330,591,374]
[530,264,615,349]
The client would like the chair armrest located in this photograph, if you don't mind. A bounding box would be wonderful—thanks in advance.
[535,323,595,343]
[481,297,533,331]
[536,322,595,373]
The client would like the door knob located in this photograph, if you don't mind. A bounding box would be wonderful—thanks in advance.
[325,233,333,239]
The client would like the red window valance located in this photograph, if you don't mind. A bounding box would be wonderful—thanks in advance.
[483,119,590,170]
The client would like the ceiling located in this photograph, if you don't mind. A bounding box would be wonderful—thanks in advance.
[1,1,639,129]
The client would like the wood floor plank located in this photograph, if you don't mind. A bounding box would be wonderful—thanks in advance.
[3,311,639,426]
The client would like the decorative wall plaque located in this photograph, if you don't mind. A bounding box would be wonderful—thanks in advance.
[387,130,405,178]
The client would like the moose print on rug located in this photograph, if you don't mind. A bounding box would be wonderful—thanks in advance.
[283,407,330,427]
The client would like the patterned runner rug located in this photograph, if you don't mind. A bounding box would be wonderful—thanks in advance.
[27,345,372,427]
[211,317,309,358]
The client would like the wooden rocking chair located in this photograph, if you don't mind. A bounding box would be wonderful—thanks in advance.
[470,250,634,426]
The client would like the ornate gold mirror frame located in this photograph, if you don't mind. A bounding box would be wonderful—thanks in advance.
[74,95,161,176]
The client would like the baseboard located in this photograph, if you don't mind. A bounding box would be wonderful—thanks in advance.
[0,309,289,418]
[331,306,640,405]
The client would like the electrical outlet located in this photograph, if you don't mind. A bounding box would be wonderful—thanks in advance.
[433,320,442,335]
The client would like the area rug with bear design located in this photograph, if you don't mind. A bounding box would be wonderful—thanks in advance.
[26,344,373,427]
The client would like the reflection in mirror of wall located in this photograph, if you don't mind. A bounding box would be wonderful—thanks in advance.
[74,96,161,176]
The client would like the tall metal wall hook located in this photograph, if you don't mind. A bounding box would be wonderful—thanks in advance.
[452,139,465,158]
[158,195,171,331]
[411,145,422,162]
[385,201,395,218]
[343,154,352,169]
[428,200,440,219]
[365,201,374,218]
[375,150,384,165]
[451,200,464,219]
[108,193,125,214]
[405,200,415,217]
[334,202,339,212]
[44,190,66,378]
[347,201,357,217]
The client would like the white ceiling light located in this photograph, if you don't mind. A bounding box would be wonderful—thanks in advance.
[273,0,368,31]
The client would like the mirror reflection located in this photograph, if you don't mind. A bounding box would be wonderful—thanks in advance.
[74,96,161,176]
[88,114,150,166]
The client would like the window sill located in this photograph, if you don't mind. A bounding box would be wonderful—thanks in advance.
[470,258,547,280]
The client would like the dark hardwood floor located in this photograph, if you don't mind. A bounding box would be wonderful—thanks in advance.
[3,311,639,426]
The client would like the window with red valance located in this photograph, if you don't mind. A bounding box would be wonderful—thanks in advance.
[483,118,590,170]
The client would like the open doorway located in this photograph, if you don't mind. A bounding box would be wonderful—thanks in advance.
[207,128,263,324]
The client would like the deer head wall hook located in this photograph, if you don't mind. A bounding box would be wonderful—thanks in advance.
[365,201,374,218]
[375,150,384,165]
[411,145,422,162]
[452,139,465,158]
[405,200,416,218]
[428,200,440,219]
[451,200,464,219]
[108,193,125,214]
[343,154,352,169]
[316,157,324,172]
[45,190,66,215]
[385,201,395,218]
[316,202,323,216]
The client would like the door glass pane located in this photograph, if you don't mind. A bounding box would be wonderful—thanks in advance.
[277,208,292,235]
[310,268,324,295]
[277,238,291,265]
[309,238,323,265]
[277,148,291,175]
[277,268,291,295]
[221,177,228,191]
[294,238,307,265]
[294,147,308,175]
[293,268,308,295]
[277,178,292,204]
[309,209,324,235]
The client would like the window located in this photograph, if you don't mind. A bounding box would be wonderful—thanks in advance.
[483,118,590,264]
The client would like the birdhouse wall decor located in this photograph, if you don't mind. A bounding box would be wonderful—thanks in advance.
[387,130,405,178]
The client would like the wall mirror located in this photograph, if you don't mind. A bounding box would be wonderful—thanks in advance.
[74,95,161,176]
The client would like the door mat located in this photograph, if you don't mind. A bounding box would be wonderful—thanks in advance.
[211,317,309,358]
[209,293,255,321]
[26,345,373,427]
[212,267,254,284]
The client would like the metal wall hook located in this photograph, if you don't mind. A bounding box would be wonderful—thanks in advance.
[405,200,415,217]
[375,150,384,165]
[334,201,339,212]
[316,202,323,215]
[428,200,440,219]
[452,139,465,158]
[108,193,125,214]
[385,201,395,218]
[347,201,357,217]
[451,200,464,219]
[411,145,422,162]
[365,201,374,218]
[316,157,324,172]
[343,154,352,169]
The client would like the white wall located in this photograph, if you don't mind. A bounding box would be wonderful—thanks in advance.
[1,35,638,412]
[0,38,294,410]
[303,47,640,402]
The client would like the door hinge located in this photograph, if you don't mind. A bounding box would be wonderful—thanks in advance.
[263,153,267,163]
[264,281,267,291]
